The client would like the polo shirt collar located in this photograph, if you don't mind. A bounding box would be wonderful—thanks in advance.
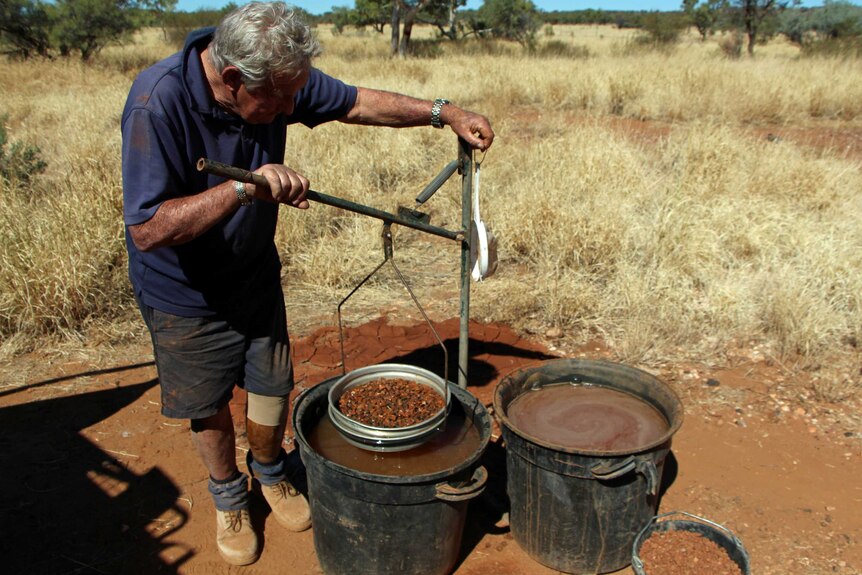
[181,27,234,120]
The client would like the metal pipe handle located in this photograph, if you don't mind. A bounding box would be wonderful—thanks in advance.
[196,158,463,242]
[416,159,459,205]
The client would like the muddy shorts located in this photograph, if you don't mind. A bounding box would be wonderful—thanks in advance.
[136,285,294,420]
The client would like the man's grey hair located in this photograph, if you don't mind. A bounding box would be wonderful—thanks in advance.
[209,1,322,91]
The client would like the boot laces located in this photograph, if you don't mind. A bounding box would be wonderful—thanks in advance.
[266,480,299,499]
[222,508,249,533]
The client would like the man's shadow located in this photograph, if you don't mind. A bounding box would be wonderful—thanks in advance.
[0,367,192,574]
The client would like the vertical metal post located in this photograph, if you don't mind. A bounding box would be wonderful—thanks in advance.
[457,138,472,389]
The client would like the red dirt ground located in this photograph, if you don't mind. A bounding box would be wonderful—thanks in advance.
[2,316,860,575]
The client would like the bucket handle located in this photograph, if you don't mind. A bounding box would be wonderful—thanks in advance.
[640,511,747,548]
[591,456,659,496]
[435,465,488,502]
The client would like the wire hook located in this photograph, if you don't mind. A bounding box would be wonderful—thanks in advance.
[472,148,488,167]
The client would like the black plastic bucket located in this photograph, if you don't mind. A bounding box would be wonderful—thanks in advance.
[294,377,491,575]
[493,358,684,574]
[632,511,751,575]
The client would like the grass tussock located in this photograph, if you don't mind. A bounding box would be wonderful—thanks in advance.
[0,25,860,400]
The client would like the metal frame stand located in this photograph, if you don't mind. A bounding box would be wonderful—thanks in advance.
[197,137,475,388]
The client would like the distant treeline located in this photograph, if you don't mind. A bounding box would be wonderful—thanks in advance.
[3,0,860,61]
[159,7,679,29]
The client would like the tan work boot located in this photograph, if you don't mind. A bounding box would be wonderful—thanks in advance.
[216,507,260,565]
[257,478,312,532]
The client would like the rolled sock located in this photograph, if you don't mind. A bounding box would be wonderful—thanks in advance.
[247,449,287,486]
[208,471,249,511]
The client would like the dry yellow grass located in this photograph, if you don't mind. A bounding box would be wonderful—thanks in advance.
[1,25,860,396]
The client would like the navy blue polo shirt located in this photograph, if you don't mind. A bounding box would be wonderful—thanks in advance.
[121,27,357,316]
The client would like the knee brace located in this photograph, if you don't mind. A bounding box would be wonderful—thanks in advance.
[246,391,289,427]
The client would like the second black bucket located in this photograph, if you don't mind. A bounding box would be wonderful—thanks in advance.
[493,358,684,574]
[294,377,491,575]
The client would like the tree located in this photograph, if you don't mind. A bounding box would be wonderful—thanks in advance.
[145,0,178,41]
[392,0,443,56]
[353,0,390,33]
[478,0,540,48]
[49,0,141,60]
[330,6,353,34]
[390,2,400,54]
[337,0,467,55]
[729,0,795,55]
[0,0,52,57]
[422,0,467,40]
[683,0,725,40]
[779,0,862,45]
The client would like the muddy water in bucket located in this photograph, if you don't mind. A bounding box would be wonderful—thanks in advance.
[308,396,483,475]
[506,384,669,451]
[494,359,683,575]
[294,377,490,575]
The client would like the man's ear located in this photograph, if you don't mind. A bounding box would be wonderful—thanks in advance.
[221,66,243,93]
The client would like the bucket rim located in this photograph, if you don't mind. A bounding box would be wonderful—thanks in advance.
[293,377,491,484]
[631,511,751,575]
[492,358,683,457]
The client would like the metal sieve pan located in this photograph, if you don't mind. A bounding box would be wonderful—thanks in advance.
[327,363,451,452]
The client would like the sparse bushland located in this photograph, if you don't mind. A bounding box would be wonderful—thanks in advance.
[0,25,859,399]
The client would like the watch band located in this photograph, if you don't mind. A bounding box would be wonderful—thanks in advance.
[234,180,252,206]
[431,98,449,129]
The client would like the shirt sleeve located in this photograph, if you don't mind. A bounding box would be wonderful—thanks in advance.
[121,106,187,226]
[291,68,358,129]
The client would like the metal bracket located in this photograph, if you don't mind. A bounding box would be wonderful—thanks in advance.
[337,222,449,387]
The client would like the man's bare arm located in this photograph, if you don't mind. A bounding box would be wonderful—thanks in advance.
[340,87,495,151]
[129,164,310,252]
[128,181,240,252]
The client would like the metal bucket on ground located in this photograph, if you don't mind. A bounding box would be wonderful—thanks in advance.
[294,377,490,575]
[632,511,751,575]
[493,358,684,574]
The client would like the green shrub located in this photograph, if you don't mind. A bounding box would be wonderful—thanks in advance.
[718,31,744,59]
[638,12,688,46]
[448,38,517,57]
[0,114,47,184]
[801,35,862,57]
[407,38,445,59]
[531,40,591,58]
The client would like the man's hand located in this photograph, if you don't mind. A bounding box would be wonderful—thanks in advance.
[444,107,494,152]
[250,164,310,209]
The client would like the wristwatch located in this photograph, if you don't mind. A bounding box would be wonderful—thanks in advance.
[234,180,252,206]
[431,98,449,129]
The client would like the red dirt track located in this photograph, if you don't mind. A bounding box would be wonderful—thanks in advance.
[2,316,860,574]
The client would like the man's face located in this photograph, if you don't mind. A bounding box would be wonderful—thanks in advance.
[235,68,310,124]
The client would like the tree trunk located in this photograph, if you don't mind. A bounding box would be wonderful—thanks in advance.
[393,0,431,57]
[446,1,457,39]
[399,15,415,57]
[390,3,400,56]
[747,30,756,55]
